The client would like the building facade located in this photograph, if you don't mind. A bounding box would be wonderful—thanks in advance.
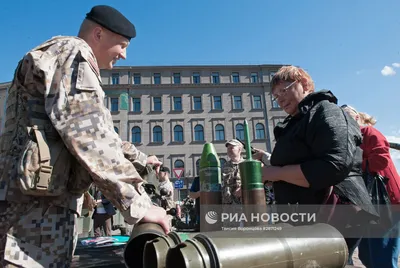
[0,82,10,134]
[0,64,288,201]
[100,64,287,199]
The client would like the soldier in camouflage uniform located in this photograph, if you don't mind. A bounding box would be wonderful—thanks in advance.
[222,139,245,205]
[0,5,170,267]
[222,140,274,205]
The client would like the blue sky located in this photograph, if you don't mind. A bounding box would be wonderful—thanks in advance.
[1,1,399,148]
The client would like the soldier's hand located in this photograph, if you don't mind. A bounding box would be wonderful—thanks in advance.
[140,205,171,234]
[146,156,162,173]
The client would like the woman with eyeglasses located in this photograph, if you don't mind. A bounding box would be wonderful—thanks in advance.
[253,65,379,260]
[342,105,400,268]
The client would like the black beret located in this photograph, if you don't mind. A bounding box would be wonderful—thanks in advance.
[86,5,136,40]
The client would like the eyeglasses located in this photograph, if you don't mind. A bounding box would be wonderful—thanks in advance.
[340,104,359,115]
[272,80,297,102]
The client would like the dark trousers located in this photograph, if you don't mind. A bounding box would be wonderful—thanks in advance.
[348,222,400,268]
[348,209,400,268]
[93,213,112,237]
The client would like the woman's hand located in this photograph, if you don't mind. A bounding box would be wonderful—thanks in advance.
[261,166,282,182]
[262,165,310,188]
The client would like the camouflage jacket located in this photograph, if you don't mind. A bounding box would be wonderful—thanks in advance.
[222,158,244,204]
[0,36,151,224]
[157,180,175,210]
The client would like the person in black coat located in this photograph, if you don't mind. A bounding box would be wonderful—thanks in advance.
[253,65,379,256]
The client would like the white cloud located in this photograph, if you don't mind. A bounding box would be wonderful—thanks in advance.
[392,63,400,68]
[386,136,400,172]
[381,66,396,76]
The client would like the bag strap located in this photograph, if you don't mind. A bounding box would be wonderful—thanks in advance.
[31,125,52,190]
[29,125,64,191]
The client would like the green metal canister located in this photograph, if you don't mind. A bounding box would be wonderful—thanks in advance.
[239,120,267,225]
[199,143,222,231]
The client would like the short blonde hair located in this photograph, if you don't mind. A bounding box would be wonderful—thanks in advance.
[341,105,377,126]
[359,112,377,126]
[271,65,315,92]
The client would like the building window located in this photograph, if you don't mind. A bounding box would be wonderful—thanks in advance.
[253,95,262,109]
[212,72,220,84]
[220,158,227,169]
[193,72,200,84]
[215,124,225,141]
[174,125,184,142]
[174,159,184,169]
[173,96,182,111]
[154,73,161,84]
[111,97,119,112]
[193,96,202,110]
[153,126,163,142]
[235,123,244,141]
[173,73,181,84]
[111,73,119,85]
[194,124,204,141]
[255,123,266,139]
[132,126,141,143]
[272,95,280,108]
[196,159,200,175]
[233,96,242,109]
[251,72,258,83]
[232,72,240,83]
[132,97,141,112]
[153,97,162,111]
[114,126,119,134]
[133,73,141,84]
[213,96,222,110]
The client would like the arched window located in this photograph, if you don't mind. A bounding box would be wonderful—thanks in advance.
[255,123,266,139]
[215,124,225,141]
[153,126,163,142]
[194,124,204,141]
[131,126,141,143]
[114,126,119,134]
[235,123,244,141]
[174,159,184,169]
[174,125,183,142]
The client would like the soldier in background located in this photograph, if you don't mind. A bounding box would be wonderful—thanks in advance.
[157,166,175,210]
[223,140,274,206]
[222,139,245,205]
[0,5,170,267]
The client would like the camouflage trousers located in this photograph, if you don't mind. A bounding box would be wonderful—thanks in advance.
[0,201,76,268]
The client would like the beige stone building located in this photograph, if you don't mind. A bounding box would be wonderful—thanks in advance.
[0,82,11,134]
[0,64,287,200]
[100,64,287,199]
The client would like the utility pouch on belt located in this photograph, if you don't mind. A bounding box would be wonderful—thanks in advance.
[18,124,71,196]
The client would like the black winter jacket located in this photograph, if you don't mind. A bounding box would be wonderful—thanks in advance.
[271,90,378,218]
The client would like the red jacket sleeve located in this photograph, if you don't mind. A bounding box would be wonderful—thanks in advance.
[361,126,390,173]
